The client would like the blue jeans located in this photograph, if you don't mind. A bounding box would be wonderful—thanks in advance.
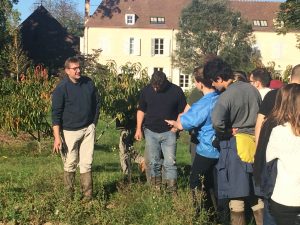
[144,128,177,180]
[264,199,277,225]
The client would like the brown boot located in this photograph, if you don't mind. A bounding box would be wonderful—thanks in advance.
[64,171,75,200]
[166,179,177,195]
[230,211,246,225]
[253,208,263,225]
[80,172,93,202]
[150,176,161,190]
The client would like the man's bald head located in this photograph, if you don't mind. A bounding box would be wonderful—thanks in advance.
[291,64,300,84]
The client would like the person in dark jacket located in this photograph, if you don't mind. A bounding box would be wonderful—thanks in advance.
[134,71,186,193]
[52,57,100,202]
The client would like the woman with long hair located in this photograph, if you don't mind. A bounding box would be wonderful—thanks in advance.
[265,83,300,225]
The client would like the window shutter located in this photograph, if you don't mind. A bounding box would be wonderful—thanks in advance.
[151,38,155,56]
[134,38,141,56]
[164,38,170,56]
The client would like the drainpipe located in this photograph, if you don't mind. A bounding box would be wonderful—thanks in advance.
[85,0,90,23]
[171,28,174,83]
[84,0,90,55]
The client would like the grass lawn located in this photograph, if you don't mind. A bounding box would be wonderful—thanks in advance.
[0,120,213,225]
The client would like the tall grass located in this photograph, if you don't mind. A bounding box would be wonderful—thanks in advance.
[0,121,216,224]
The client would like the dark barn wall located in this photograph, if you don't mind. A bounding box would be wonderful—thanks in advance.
[20,6,79,73]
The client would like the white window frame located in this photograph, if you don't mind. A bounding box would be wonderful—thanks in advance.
[150,17,165,24]
[153,67,163,73]
[260,20,268,27]
[253,20,260,26]
[125,14,135,25]
[154,38,164,55]
[179,74,190,88]
[125,37,141,55]
[151,38,164,55]
[253,20,268,27]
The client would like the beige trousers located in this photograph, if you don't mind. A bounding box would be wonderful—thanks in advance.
[61,124,95,173]
[229,198,264,212]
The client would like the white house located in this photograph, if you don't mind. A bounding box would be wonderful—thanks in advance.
[82,0,300,90]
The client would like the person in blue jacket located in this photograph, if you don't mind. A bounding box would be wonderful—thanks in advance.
[165,67,219,216]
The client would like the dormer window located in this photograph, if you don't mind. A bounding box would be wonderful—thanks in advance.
[253,20,268,27]
[150,17,165,24]
[125,14,135,25]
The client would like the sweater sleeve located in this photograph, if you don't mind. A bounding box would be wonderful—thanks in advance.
[177,88,187,113]
[266,127,280,162]
[51,85,65,126]
[93,85,101,125]
[181,101,208,130]
[137,88,147,112]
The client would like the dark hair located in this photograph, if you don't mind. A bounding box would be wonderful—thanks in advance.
[203,57,233,81]
[233,71,248,82]
[64,57,80,69]
[150,71,168,91]
[193,66,213,88]
[251,68,272,87]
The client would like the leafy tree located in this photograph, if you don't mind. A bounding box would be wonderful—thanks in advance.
[81,50,149,128]
[0,0,19,76]
[81,50,149,178]
[4,28,31,80]
[282,64,293,83]
[275,0,300,49]
[275,0,300,33]
[34,0,84,36]
[173,0,256,73]
[3,9,31,80]
[0,65,56,151]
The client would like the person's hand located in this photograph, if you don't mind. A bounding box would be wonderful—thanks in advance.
[165,120,175,127]
[53,138,62,154]
[165,120,180,132]
[171,127,179,133]
[232,128,239,135]
[134,129,143,141]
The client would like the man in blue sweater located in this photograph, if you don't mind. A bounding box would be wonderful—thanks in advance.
[52,57,100,201]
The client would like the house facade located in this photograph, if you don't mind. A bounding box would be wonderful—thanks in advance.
[230,1,300,76]
[82,0,300,90]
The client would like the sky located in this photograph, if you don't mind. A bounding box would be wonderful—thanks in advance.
[14,0,101,22]
[14,0,285,23]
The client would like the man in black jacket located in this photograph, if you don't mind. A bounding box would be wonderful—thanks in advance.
[134,71,186,193]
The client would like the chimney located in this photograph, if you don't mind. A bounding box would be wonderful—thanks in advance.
[85,0,90,23]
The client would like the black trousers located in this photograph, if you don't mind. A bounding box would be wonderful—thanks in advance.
[270,199,300,225]
[190,153,218,189]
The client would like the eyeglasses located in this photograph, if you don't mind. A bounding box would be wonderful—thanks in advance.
[68,67,80,71]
